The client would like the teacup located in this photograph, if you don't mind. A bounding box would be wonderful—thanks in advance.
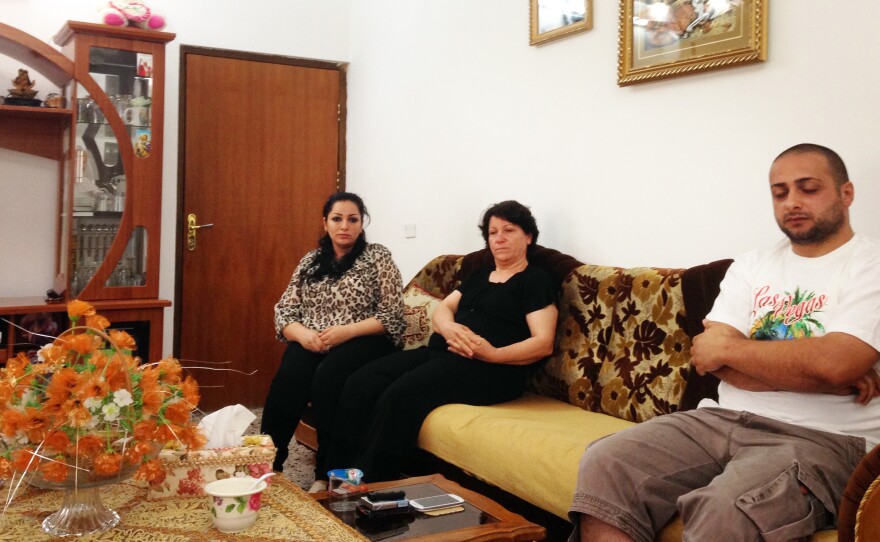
[204,477,268,533]
[123,105,151,126]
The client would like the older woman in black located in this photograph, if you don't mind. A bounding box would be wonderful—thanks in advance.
[260,192,405,489]
[325,200,558,482]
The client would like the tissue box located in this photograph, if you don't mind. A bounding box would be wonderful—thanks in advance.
[148,435,277,500]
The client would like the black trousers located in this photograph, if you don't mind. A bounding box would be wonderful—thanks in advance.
[259,334,396,476]
[325,346,532,482]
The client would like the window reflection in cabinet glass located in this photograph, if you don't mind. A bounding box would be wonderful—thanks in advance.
[76,85,124,192]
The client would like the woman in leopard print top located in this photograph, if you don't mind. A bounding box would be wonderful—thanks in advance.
[261,192,405,481]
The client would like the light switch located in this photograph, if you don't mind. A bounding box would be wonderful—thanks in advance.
[404,223,417,238]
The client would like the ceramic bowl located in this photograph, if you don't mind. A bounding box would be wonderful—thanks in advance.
[204,477,268,533]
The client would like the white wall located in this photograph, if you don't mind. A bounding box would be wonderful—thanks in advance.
[0,151,58,294]
[347,1,880,280]
[3,1,880,357]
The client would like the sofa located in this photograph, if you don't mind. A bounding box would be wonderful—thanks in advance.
[297,245,880,542]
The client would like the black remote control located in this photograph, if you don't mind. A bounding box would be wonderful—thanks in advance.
[367,490,406,501]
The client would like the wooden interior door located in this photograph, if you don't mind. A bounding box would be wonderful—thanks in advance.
[176,48,345,411]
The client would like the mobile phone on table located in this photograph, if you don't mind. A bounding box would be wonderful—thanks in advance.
[358,495,410,511]
[408,493,465,512]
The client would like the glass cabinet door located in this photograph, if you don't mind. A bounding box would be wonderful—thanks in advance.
[68,46,153,296]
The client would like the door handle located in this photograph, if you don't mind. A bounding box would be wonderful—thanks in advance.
[187,213,214,251]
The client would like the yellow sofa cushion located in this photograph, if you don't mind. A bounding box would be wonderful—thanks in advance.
[417,392,634,519]
[418,394,839,542]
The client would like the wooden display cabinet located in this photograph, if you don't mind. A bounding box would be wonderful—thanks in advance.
[0,21,174,364]
[54,21,174,301]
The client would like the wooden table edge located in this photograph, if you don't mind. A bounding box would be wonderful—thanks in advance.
[312,473,546,542]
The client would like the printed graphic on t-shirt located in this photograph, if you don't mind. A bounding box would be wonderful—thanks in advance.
[749,285,826,340]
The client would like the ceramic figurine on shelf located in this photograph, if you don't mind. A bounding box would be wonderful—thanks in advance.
[5,69,42,106]
[10,69,37,97]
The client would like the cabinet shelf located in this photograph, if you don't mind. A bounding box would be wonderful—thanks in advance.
[0,104,71,160]
[0,104,73,119]
[72,210,123,218]
[76,120,151,128]
[0,296,170,315]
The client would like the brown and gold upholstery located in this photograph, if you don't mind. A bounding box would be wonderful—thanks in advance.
[409,248,725,421]
[532,264,693,423]
[301,245,879,541]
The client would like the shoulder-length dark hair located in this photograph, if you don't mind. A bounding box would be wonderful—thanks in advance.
[304,192,369,282]
[479,200,539,251]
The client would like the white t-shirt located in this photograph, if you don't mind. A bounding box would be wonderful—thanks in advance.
[705,234,880,449]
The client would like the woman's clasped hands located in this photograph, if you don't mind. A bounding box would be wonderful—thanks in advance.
[441,322,496,361]
[297,328,327,353]
[318,325,353,352]
[297,325,354,353]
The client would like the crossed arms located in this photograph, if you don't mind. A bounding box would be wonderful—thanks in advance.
[692,320,880,404]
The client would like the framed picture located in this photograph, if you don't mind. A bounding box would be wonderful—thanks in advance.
[530,0,593,46]
[136,52,153,78]
[134,129,152,158]
[617,0,767,86]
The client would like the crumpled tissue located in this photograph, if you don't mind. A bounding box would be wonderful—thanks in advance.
[197,404,256,449]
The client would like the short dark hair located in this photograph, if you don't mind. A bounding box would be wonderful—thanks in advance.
[775,143,849,189]
[479,200,539,247]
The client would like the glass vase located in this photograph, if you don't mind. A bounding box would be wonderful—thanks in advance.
[42,485,120,536]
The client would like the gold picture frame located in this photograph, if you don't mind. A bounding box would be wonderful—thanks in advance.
[530,0,593,46]
[617,0,768,86]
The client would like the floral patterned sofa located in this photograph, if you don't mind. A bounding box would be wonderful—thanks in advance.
[396,245,879,542]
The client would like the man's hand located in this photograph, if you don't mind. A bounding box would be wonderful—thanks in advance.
[831,369,880,405]
[854,370,880,404]
[691,320,747,375]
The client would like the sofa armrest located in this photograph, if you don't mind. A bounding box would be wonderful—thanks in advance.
[838,443,880,542]
[678,258,732,410]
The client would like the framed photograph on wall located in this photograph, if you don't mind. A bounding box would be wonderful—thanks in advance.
[617,0,767,86]
[530,0,593,46]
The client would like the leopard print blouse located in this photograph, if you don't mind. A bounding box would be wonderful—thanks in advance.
[273,243,406,346]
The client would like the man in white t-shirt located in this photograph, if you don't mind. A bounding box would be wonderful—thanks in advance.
[568,144,880,542]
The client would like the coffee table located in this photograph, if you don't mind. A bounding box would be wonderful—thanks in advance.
[314,474,546,542]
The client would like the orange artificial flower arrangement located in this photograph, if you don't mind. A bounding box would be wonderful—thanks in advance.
[0,300,206,488]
